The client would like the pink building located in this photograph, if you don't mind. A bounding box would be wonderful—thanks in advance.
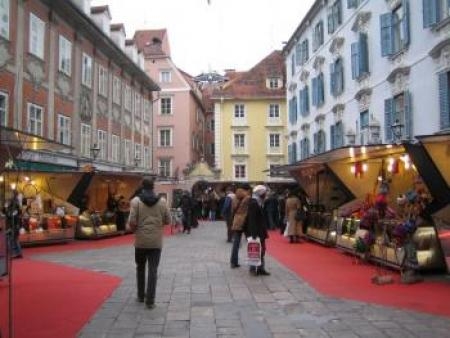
[134,29,206,205]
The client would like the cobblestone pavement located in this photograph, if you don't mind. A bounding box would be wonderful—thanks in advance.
[33,221,450,338]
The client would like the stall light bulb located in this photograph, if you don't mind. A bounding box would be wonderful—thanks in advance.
[0,176,3,182]
[377,176,383,182]
[349,147,355,158]
[404,162,411,170]
[361,146,367,154]
[24,176,30,182]
[362,163,368,172]
[31,180,36,185]
[388,157,395,166]
[10,183,16,190]
[350,165,356,174]
[387,164,393,172]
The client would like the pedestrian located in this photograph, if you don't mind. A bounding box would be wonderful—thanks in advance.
[4,189,23,259]
[278,190,288,234]
[128,177,171,309]
[247,185,270,276]
[285,190,303,243]
[230,183,252,268]
[221,185,235,242]
[180,190,194,234]
[207,188,219,221]
[264,191,279,230]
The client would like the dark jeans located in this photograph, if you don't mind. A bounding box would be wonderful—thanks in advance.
[230,231,243,266]
[135,247,161,304]
[225,216,233,242]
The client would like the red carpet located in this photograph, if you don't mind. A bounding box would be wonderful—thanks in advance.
[1,259,121,338]
[267,230,450,317]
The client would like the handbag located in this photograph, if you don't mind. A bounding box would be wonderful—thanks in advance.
[246,237,261,267]
[295,207,307,222]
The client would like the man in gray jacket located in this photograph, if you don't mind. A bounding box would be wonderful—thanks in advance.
[128,177,171,309]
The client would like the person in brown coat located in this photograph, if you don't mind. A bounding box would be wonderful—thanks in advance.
[128,177,171,309]
[285,190,303,243]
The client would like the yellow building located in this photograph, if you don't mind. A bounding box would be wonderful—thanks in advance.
[212,51,287,183]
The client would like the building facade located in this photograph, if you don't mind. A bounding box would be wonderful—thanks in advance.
[211,51,287,183]
[134,29,206,182]
[0,0,159,172]
[283,0,450,163]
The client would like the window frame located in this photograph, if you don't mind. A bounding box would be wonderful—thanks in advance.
[80,123,91,157]
[97,129,107,160]
[58,35,72,76]
[57,114,71,146]
[112,76,121,105]
[29,12,45,59]
[27,103,43,136]
[111,134,120,162]
[98,65,108,97]
[0,0,10,40]
[81,53,93,88]
[159,128,172,147]
[160,70,171,83]
[234,164,247,180]
[268,103,280,120]
[159,158,171,177]
[0,91,8,127]
[160,97,172,115]
[269,133,281,148]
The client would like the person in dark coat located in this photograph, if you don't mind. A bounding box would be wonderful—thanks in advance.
[264,191,279,230]
[179,191,194,234]
[247,185,270,276]
[4,190,23,258]
[221,186,235,242]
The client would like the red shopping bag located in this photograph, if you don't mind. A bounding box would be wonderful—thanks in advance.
[247,237,261,267]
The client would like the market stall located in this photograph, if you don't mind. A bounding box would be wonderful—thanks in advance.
[69,170,144,239]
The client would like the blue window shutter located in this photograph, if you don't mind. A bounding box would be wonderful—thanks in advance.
[423,0,440,28]
[384,98,394,142]
[292,142,297,162]
[305,138,310,157]
[293,96,298,123]
[402,0,410,47]
[299,89,303,116]
[337,59,344,94]
[312,77,318,106]
[288,144,292,163]
[330,125,336,149]
[305,86,310,114]
[380,13,394,57]
[313,132,318,153]
[439,72,450,129]
[305,40,309,62]
[404,91,413,140]
[318,73,324,105]
[337,0,342,25]
[351,42,358,79]
[359,33,369,74]
[328,9,334,34]
[338,122,344,147]
[330,62,336,96]
[291,54,295,76]
[295,43,302,65]
[347,0,357,8]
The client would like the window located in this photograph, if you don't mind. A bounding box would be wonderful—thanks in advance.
[299,86,310,117]
[160,71,171,83]
[234,164,246,179]
[351,33,369,80]
[113,76,121,104]
[268,77,280,89]
[80,124,91,157]
[360,110,369,130]
[268,103,280,120]
[160,97,172,115]
[57,114,71,146]
[0,0,10,39]
[313,20,324,52]
[124,85,132,111]
[269,133,280,148]
[159,158,171,177]
[330,58,344,97]
[291,53,295,76]
[143,99,150,122]
[134,143,141,165]
[330,121,344,149]
[347,0,361,8]
[380,1,410,57]
[289,96,298,124]
[98,65,108,97]
[27,103,43,136]
[97,129,107,160]
[384,91,412,142]
[134,93,141,117]
[328,0,342,34]
[143,147,150,168]
[159,128,172,147]
[0,91,7,126]
[58,35,72,76]
[234,104,245,119]
[423,0,450,27]
[288,142,297,163]
[439,70,450,130]
[111,134,119,162]
[124,139,131,165]
[210,143,215,156]
[29,13,45,59]
[312,73,325,107]
[82,53,93,88]
[300,138,310,160]
[210,118,215,131]
[234,133,245,148]
[297,39,309,66]
[314,130,326,154]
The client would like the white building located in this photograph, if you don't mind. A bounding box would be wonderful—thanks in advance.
[283,0,450,163]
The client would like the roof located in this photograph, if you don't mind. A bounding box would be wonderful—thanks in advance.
[211,50,286,100]
[110,23,125,33]
[187,159,216,179]
[134,29,170,57]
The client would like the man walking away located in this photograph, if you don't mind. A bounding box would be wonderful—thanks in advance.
[128,177,170,309]
[180,191,194,234]
[221,186,235,242]
[247,185,270,276]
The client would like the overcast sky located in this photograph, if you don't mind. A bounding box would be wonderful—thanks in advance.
[91,0,315,76]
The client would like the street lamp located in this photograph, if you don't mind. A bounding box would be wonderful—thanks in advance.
[390,119,404,144]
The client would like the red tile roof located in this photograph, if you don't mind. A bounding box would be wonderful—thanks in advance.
[212,50,285,99]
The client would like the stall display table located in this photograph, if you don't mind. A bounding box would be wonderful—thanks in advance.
[19,214,77,246]
[306,212,336,246]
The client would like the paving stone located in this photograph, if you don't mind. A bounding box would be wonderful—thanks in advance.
[32,221,450,338]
